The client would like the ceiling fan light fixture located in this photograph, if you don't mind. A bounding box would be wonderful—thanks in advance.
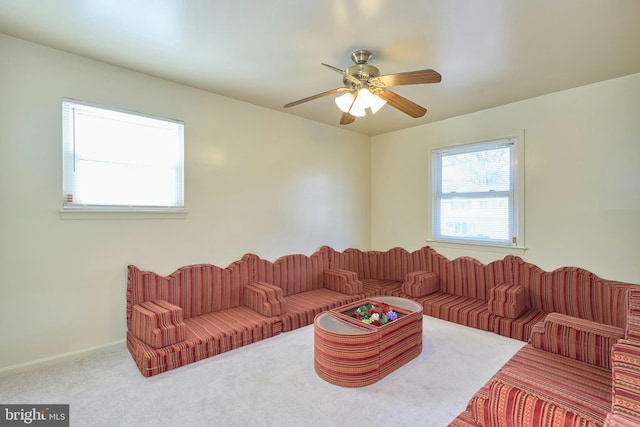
[349,105,366,117]
[348,88,378,117]
[335,88,387,116]
[369,94,387,114]
[335,92,355,113]
[285,49,440,125]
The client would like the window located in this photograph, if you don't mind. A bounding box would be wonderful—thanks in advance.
[62,99,184,211]
[432,137,521,246]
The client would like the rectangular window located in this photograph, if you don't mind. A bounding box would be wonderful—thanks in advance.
[432,137,520,246]
[62,99,184,211]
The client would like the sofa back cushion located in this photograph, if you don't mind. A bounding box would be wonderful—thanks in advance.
[329,247,409,281]
[252,247,329,296]
[428,251,509,301]
[127,257,252,325]
[407,246,434,272]
[511,257,629,327]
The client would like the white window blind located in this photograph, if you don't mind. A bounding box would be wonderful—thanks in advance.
[432,138,519,246]
[62,99,184,210]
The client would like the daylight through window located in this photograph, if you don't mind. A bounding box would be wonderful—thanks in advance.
[62,99,184,210]
[432,138,519,246]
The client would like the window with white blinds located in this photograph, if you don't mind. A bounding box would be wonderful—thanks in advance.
[62,99,184,210]
[432,137,521,246]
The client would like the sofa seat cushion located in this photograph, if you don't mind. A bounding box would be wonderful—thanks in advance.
[279,288,360,332]
[470,345,612,426]
[127,306,282,377]
[416,292,493,331]
[360,279,403,297]
[493,308,548,341]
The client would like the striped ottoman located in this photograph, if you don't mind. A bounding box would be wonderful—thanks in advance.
[313,297,423,387]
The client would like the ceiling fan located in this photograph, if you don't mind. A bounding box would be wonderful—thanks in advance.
[283,49,441,125]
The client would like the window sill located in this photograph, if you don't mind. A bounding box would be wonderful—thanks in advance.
[425,239,527,256]
[59,209,187,220]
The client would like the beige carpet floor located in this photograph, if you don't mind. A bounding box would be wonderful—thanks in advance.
[0,316,524,427]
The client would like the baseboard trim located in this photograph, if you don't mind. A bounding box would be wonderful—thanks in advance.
[0,340,126,378]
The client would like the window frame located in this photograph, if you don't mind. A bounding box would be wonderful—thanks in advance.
[429,134,525,252]
[60,98,186,219]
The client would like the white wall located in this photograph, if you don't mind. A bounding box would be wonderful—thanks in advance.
[0,35,371,372]
[372,73,640,283]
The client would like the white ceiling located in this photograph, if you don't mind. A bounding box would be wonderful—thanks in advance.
[1,0,639,136]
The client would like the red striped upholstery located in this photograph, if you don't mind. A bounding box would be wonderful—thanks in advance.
[253,248,330,296]
[607,340,640,426]
[402,271,439,298]
[323,268,363,295]
[530,313,624,369]
[493,309,547,341]
[327,247,415,296]
[429,253,509,301]
[625,288,640,340]
[408,246,432,273]
[605,289,640,425]
[417,292,493,331]
[486,380,596,427]
[251,248,361,331]
[470,345,612,426]
[243,281,287,317]
[405,253,509,331]
[448,410,482,427]
[361,279,404,297]
[510,257,630,328]
[278,288,358,331]
[126,255,282,376]
[329,247,410,281]
[127,306,282,377]
[127,246,639,380]
[130,300,186,348]
[127,257,252,324]
[488,283,527,319]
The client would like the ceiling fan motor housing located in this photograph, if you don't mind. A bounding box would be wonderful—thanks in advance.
[342,49,380,86]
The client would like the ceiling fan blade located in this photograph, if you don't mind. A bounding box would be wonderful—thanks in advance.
[376,69,441,86]
[283,88,342,108]
[321,63,361,85]
[339,112,355,125]
[378,89,427,118]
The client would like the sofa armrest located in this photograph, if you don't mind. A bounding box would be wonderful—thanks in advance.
[528,320,546,347]
[243,281,287,317]
[131,300,186,348]
[625,287,640,340]
[531,312,624,369]
[488,283,527,318]
[487,379,589,427]
[402,270,439,298]
[606,339,640,426]
[323,268,363,295]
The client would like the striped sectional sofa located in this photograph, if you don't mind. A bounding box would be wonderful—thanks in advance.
[401,250,633,340]
[126,245,435,376]
[126,255,285,377]
[450,287,640,427]
[127,245,637,380]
